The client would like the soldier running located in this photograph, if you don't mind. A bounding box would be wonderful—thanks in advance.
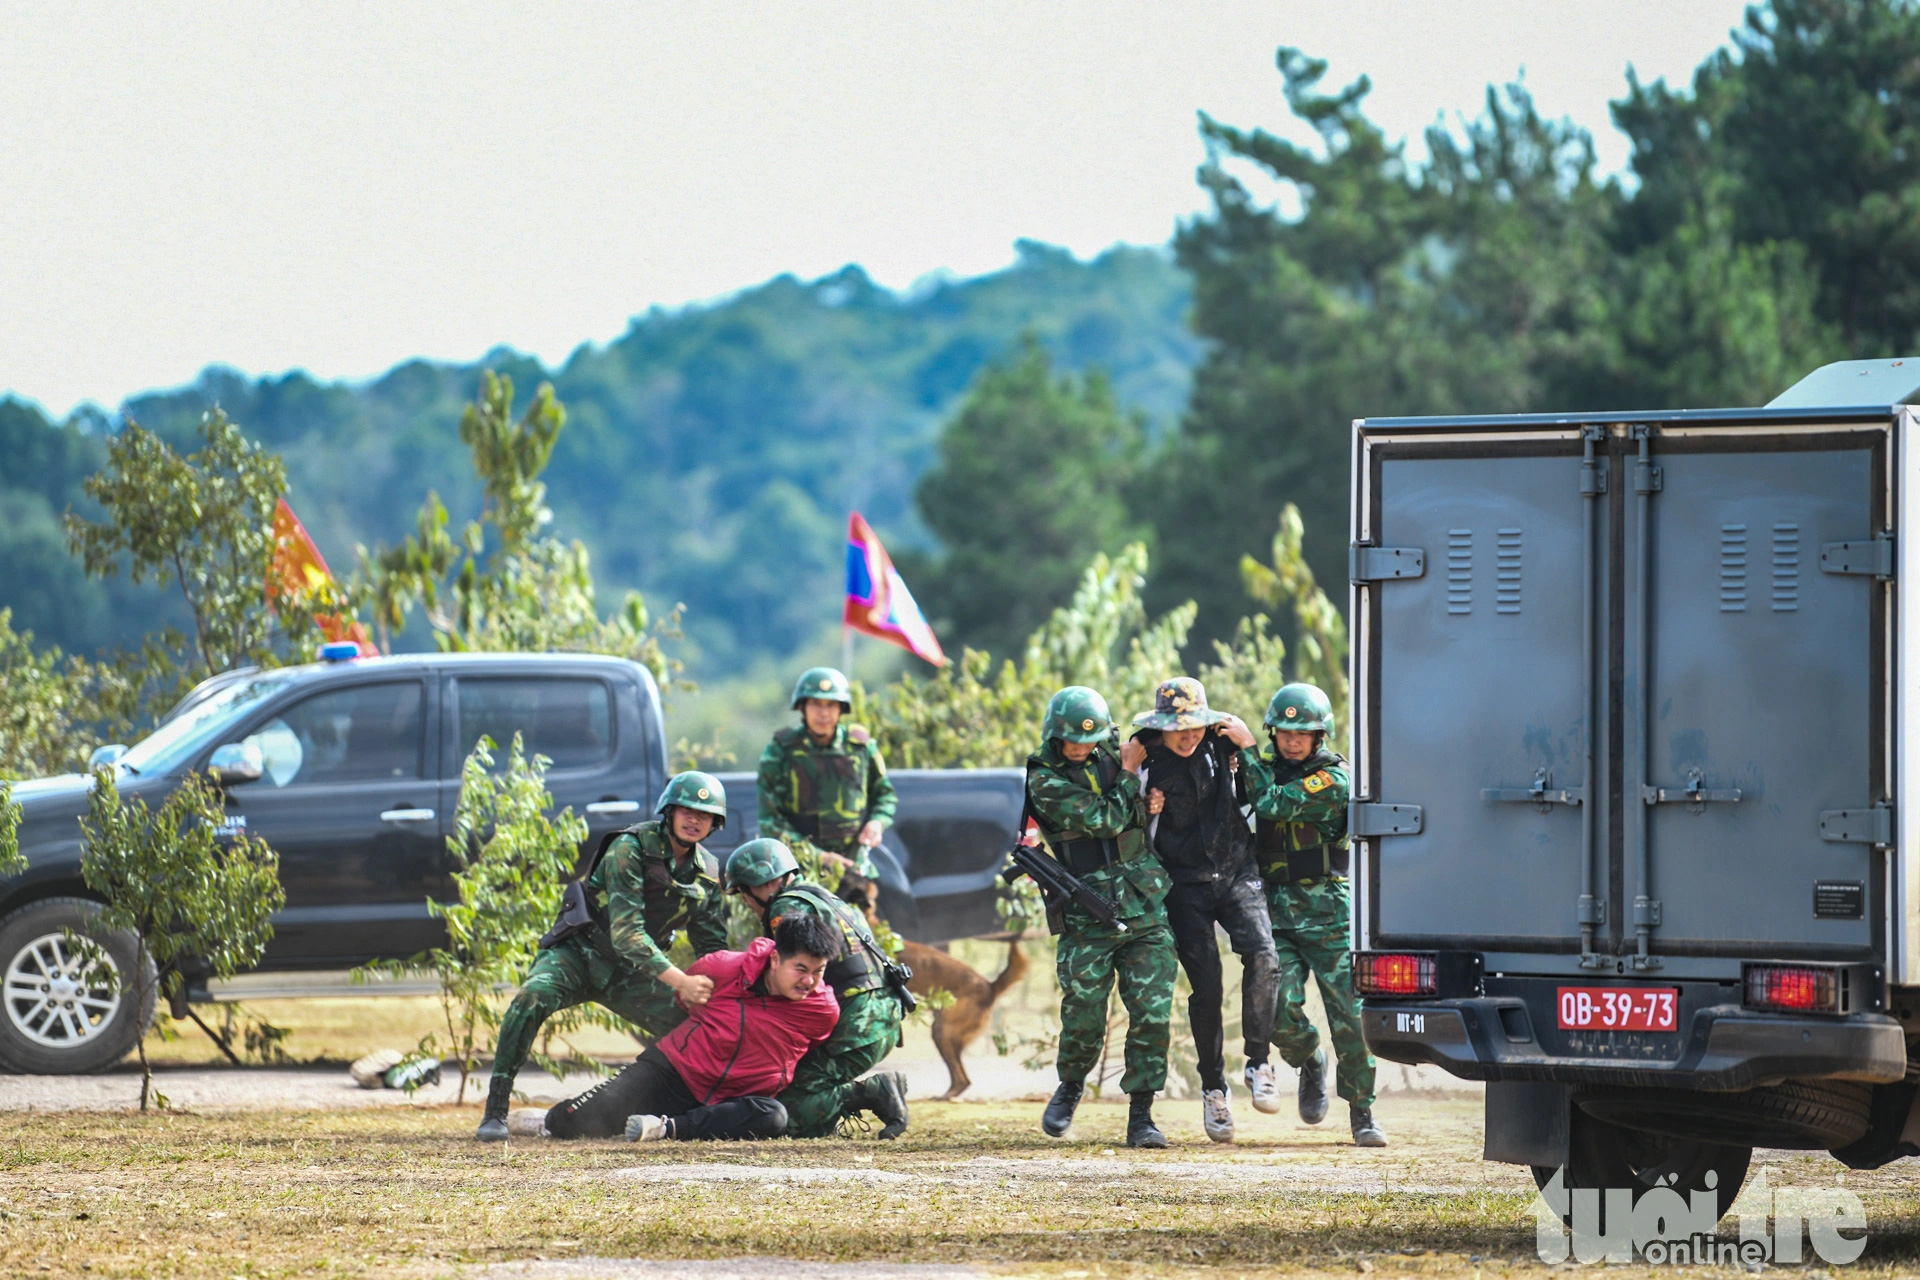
[1027,685,1178,1148]
[1132,677,1282,1143]
[725,837,910,1139]
[478,771,731,1141]
[757,666,897,877]
[1238,682,1386,1148]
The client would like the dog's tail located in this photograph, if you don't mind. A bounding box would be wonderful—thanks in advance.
[989,938,1028,998]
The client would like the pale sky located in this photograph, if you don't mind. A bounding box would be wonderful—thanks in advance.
[1,0,1754,419]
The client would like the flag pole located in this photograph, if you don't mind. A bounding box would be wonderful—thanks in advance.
[841,626,855,682]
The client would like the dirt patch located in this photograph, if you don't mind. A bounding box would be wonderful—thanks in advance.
[475,1263,990,1280]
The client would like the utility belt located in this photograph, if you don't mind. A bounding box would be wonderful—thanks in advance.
[789,812,861,850]
[1259,840,1350,885]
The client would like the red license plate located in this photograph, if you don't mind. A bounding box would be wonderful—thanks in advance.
[1556,986,1679,1031]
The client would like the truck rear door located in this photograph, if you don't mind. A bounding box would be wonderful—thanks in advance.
[1354,413,1892,966]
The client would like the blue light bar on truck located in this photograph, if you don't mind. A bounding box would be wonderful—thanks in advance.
[319,642,361,663]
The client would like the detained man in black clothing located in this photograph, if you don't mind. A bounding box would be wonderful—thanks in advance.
[1133,678,1282,1143]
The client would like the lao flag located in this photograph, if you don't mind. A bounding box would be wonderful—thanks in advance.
[844,512,947,667]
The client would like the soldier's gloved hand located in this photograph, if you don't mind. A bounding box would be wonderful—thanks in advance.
[857,820,885,849]
[664,968,714,1006]
[1216,715,1257,749]
[1147,789,1166,815]
[1119,738,1148,773]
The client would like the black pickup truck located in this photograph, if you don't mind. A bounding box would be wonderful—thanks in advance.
[0,650,1021,1074]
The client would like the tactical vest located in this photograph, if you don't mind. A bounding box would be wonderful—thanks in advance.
[1030,749,1148,877]
[770,881,887,997]
[1254,752,1351,884]
[637,836,719,946]
[773,727,866,848]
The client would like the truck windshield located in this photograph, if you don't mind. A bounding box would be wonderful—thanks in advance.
[117,674,296,777]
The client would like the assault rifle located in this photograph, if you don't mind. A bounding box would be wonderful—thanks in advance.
[1002,838,1126,933]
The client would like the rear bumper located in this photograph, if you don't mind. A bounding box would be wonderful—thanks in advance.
[1365,996,1907,1090]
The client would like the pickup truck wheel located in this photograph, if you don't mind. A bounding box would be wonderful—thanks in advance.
[1531,1112,1751,1228]
[0,898,156,1075]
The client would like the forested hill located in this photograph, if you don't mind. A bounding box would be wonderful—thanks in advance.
[3,241,1198,669]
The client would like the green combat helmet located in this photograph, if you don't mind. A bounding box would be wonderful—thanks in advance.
[1043,685,1115,744]
[725,837,800,892]
[1264,682,1335,735]
[656,771,727,828]
[791,666,853,710]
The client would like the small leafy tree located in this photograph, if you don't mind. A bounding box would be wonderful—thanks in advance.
[1,783,21,877]
[77,770,284,1111]
[358,736,602,1102]
[0,608,155,779]
[65,409,334,689]
[1240,502,1351,747]
[359,372,685,688]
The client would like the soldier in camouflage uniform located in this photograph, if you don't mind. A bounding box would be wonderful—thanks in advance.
[1238,683,1386,1148]
[725,837,910,1139]
[1026,686,1178,1149]
[477,772,731,1141]
[758,667,897,878]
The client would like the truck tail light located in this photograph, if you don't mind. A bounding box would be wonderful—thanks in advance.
[1744,964,1842,1014]
[1355,951,1437,997]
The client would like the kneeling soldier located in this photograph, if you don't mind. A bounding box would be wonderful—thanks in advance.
[726,838,910,1138]
[1238,683,1385,1148]
[477,771,731,1141]
[1029,685,1177,1148]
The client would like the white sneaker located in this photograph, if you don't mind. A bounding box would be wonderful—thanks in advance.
[1244,1061,1283,1115]
[348,1048,402,1089]
[506,1108,550,1138]
[624,1113,670,1142]
[1202,1088,1235,1143]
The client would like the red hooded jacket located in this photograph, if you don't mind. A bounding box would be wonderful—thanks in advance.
[656,936,840,1102]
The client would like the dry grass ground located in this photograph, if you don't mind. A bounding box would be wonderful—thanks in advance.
[7,1093,1920,1280]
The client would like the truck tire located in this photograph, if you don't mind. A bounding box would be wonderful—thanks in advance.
[0,898,156,1075]
[1531,1110,1751,1228]
[1578,1079,1872,1150]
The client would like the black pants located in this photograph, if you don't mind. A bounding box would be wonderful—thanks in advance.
[543,1046,789,1141]
[1164,874,1281,1091]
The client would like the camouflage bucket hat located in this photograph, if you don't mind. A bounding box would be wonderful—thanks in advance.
[1132,677,1225,731]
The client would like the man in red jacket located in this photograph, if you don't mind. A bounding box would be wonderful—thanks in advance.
[540,914,842,1141]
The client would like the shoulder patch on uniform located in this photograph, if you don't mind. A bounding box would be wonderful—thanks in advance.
[1302,770,1335,793]
[846,724,871,744]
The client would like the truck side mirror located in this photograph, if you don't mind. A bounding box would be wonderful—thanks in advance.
[87,744,127,769]
[209,742,264,787]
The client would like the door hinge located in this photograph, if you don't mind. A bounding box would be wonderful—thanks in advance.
[1633,896,1662,927]
[1351,802,1423,837]
[1350,544,1426,585]
[1820,535,1895,580]
[1820,803,1894,845]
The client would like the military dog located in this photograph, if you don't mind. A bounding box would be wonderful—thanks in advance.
[839,876,1027,1100]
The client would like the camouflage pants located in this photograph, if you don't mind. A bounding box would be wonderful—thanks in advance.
[1268,877,1375,1108]
[489,937,686,1089]
[1055,909,1177,1096]
[778,988,903,1137]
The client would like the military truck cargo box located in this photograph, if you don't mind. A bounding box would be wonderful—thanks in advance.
[1351,359,1920,1216]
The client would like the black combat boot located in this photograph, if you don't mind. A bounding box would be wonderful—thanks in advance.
[1125,1091,1167,1149]
[1350,1103,1387,1148]
[1296,1048,1330,1125]
[475,1075,513,1142]
[851,1071,910,1140]
[1042,1080,1084,1138]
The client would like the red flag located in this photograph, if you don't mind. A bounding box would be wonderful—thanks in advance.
[268,498,374,652]
[843,512,946,667]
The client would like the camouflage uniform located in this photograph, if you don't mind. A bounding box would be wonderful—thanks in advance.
[1028,738,1177,1096]
[757,723,897,878]
[489,820,729,1092]
[763,879,905,1137]
[1239,746,1375,1109]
